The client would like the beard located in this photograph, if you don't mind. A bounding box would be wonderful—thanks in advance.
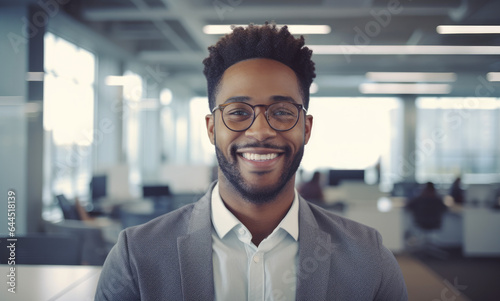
[215,140,304,204]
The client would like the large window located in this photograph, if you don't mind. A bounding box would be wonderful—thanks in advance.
[43,33,96,202]
[189,97,215,165]
[122,71,143,187]
[302,97,402,182]
[416,97,500,183]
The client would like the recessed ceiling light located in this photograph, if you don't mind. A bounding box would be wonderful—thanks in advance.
[359,83,452,94]
[105,75,127,86]
[160,88,173,105]
[203,25,331,35]
[486,72,500,82]
[309,45,500,55]
[437,25,500,34]
[366,72,457,82]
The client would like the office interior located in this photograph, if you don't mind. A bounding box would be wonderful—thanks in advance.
[1,0,500,300]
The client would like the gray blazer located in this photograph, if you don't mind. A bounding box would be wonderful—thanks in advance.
[95,182,408,300]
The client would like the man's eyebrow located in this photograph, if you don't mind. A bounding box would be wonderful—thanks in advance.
[271,95,298,103]
[223,95,298,104]
[224,96,251,104]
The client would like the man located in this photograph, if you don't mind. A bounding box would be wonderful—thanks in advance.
[95,23,408,300]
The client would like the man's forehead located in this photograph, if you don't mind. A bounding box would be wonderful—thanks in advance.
[213,58,303,106]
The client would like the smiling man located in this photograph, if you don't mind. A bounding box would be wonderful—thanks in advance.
[95,23,408,300]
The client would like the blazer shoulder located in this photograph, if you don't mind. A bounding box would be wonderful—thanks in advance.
[123,183,215,240]
[124,201,197,239]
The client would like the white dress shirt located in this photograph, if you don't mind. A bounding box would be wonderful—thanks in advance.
[211,183,299,301]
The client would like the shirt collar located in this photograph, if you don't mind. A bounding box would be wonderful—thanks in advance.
[211,182,299,241]
[211,182,241,238]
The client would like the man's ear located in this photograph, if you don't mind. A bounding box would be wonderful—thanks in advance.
[206,114,215,145]
[304,114,313,145]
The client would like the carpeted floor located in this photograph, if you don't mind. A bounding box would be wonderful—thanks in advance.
[397,254,470,301]
[409,249,500,301]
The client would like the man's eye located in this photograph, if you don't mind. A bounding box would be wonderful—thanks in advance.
[273,110,294,116]
[228,110,250,116]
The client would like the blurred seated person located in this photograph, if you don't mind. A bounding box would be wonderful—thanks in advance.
[298,171,324,202]
[449,176,464,205]
[407,182,447,230]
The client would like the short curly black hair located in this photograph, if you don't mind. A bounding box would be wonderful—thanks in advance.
[203,23,316,111]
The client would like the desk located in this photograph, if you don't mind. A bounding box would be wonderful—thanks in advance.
[463,208,500,256]
[340,200,464,253]
[344,201,406,252]
[0,265,101,301]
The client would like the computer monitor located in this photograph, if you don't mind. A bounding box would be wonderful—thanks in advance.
[328,169,365,186]
[90,175,107,200]
[391,181,422,199]
[142,185,171,198]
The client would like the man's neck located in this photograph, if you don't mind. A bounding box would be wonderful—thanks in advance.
[218,176,296,246]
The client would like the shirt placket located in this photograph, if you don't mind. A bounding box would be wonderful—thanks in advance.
[246,229,287,301]
[248,249,264,301]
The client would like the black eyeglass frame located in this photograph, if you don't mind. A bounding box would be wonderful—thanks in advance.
[211,102,308,132]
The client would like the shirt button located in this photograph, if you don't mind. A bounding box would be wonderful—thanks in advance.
[238,228,245,235]
[253,255,260,263]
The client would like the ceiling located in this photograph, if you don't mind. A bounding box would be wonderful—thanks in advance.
[14,0,500,97]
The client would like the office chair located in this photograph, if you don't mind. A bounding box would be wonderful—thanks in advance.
[407,196,448,259]
[48,195,121,265]
[0,234,82,265]
[56,194,80,220]
[43,218,119,266]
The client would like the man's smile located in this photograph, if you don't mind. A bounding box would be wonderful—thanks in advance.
[234,146,287,170]
[240,152,279,161]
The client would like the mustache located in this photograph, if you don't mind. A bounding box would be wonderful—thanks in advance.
[230,143,291,157]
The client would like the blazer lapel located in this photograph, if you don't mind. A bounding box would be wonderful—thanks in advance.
[177,186,215,301]
[295,198,334,301]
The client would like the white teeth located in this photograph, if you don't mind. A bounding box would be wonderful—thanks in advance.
[242,153,278,161]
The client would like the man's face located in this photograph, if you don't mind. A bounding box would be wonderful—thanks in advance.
[206,58,313,203]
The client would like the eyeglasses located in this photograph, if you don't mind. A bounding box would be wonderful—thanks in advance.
[211,102,307,132]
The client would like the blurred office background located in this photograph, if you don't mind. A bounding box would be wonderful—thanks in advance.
[1,0,500,300]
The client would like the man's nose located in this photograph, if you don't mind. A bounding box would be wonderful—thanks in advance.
[244,109,276,141]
